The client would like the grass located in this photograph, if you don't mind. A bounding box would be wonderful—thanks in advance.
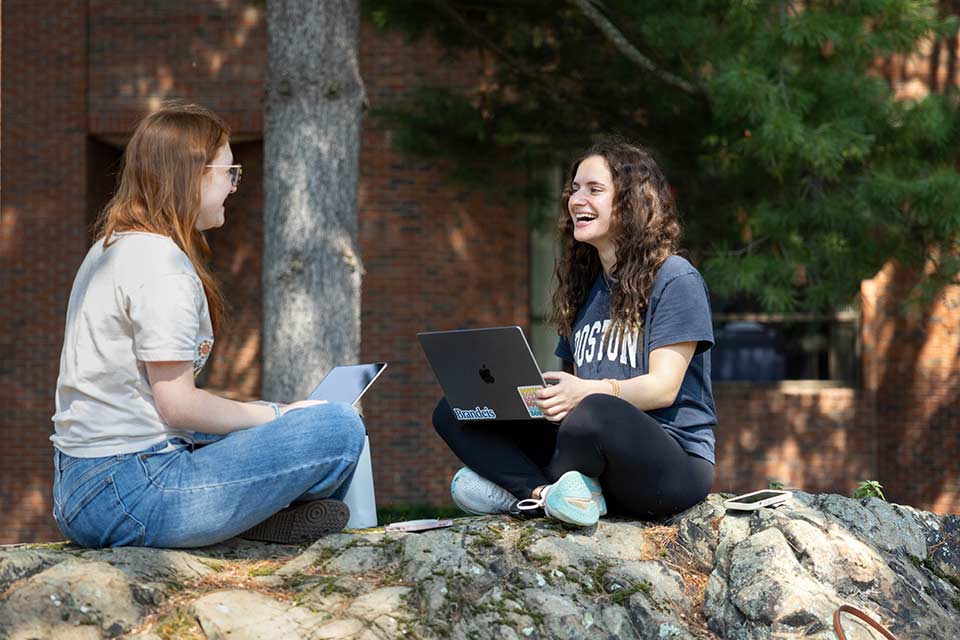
[154,607,204,640]
[913,553,960,595]
[610,581,652,605]
[22,541,73,552]
[515,525,538,553]
[197,559,227,572]
[376,504,463,525]
[247,565,278,577]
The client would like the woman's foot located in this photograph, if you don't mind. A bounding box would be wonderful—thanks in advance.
[517,471,601,527]
[450,467,516,515]
[240,499,350,544]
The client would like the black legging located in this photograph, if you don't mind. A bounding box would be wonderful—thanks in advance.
[433,393,714,518]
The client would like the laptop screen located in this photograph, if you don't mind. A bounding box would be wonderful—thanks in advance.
[307,363,387,406]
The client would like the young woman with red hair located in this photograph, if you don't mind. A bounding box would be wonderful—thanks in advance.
[51,103,364,547]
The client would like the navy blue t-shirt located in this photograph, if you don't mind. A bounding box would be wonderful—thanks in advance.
[555,255,717,463]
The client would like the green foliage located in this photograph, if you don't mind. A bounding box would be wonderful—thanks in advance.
[364,0,960,311]
[155,607,204,640]
[768,480,785,490]
[376,503,463,525]
[853,479,887,500]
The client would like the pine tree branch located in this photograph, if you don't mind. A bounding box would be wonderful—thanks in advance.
[706,237,771,257]
[429,0,547,87]
[569,0,702,96]
[427,0,625,119]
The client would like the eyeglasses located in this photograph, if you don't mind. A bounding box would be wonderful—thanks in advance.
[205,164,243,187]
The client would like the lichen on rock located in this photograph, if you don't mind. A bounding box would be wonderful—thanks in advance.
[0,492,958,639]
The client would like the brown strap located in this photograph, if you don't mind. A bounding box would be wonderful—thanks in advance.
[834,605,896,640]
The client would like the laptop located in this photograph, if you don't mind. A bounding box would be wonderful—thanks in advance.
[307,363,388,407]
[417,326,547,421]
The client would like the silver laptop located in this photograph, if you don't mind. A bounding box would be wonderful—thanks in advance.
[417,326,547,421]
[308,363,388,407]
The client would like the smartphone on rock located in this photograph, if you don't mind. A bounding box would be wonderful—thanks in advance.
[723,489,792,511]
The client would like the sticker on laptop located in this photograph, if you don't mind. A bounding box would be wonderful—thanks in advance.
[453,406,497,421]
[516,385,545,419]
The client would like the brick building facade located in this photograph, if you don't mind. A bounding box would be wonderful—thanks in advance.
[2,2,957,543]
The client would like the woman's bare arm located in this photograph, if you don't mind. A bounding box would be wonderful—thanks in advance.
[617,341,696,410]
[146,361,324,434]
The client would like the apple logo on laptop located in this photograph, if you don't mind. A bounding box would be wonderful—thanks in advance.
[479,364,495,384]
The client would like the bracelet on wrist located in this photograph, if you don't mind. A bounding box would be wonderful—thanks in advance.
[269,402,281,419]
[605,378,621,398]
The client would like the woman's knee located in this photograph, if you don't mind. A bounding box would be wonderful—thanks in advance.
[296,402,366,460]
[432,398,458,438]
[335,404,366,458]
[561,393,619,438]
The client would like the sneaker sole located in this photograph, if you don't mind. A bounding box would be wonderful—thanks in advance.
[241,499,350,544]
[544,471,600,527]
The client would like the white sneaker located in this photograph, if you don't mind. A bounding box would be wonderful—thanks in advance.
[450,467,516,515]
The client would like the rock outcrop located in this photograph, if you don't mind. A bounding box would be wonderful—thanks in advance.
[1,493,958,639]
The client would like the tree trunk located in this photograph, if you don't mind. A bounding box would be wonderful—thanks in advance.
[263,0,365,401]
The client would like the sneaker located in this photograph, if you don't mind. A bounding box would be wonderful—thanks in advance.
[516,471,600,527]
[450,467,516,515]
[240,499,350,544]
[584,476,608,516]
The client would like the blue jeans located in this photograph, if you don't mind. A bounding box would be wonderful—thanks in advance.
[52,402,366,548]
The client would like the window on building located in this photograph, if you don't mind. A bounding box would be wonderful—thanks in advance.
[711,306,859,383]
[87,136,124,240]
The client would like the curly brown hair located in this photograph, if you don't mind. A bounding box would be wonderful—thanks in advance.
[551,139,682,337]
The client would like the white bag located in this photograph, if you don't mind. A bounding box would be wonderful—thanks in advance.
[343,435,377,529]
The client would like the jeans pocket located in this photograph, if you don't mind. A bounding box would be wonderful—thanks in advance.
[136,444,189,488]
[62,476,145,548]
[56,450,84,474]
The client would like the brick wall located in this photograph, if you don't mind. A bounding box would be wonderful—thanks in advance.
[1,2,957,544]
[357,131,530,506]
[1,1,89,543]
[865,264,960,511]
[712,384,875,495]
[357,23,530,506]
[87,0,265,137]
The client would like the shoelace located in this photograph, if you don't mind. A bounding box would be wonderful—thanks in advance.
[515,485,551,513]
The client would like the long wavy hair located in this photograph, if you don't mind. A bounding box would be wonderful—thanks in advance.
[96,102,229,333]
[551,139,682,337]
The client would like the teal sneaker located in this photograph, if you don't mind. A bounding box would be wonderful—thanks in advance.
[516,471,600,527]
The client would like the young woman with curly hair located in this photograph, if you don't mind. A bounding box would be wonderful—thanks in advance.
[434,139,716,526]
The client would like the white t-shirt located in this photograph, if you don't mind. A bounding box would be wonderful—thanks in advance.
[51,232,214,457]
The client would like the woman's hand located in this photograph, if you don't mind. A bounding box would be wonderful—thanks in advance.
[278,399,328,416]
[536,371,607,423]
